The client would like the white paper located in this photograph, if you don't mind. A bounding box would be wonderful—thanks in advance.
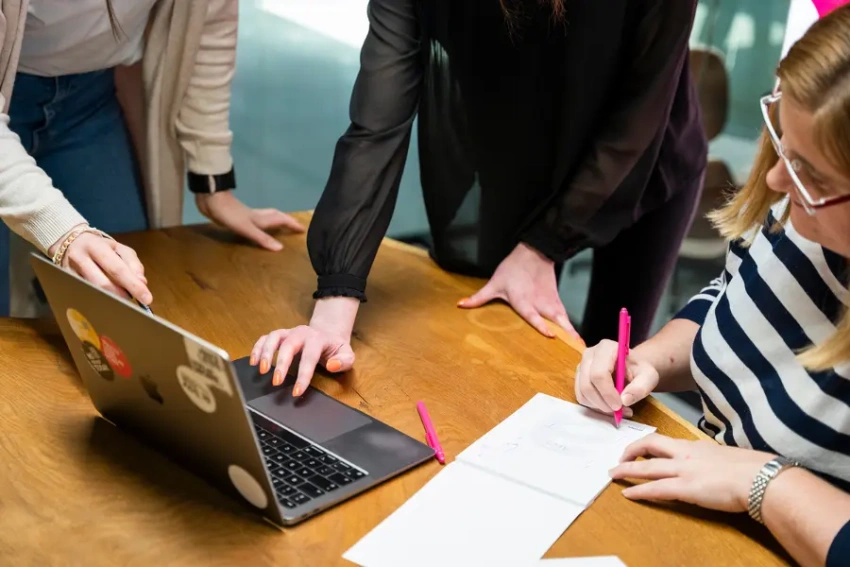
[343,462,584,567]
[456,394,656,507]
[537,557,626,566]
[344,394,655,567]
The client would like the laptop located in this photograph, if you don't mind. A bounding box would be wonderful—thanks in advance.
[30,253,434,527]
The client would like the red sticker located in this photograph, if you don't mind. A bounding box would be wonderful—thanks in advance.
[100,335,133,378]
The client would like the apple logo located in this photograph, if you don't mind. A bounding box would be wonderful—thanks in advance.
[140,375,164,404]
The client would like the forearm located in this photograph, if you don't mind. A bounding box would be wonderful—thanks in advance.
[307,0,422,303]
[175,0,237,175]
[0,107,87,252]
[631,318,699,392]
[310,297,360,342]
[762,468,850,567]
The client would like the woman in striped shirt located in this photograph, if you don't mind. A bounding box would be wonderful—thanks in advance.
[575,6,850,566]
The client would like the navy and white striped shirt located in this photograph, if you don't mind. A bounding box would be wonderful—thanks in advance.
[676,199,850,491]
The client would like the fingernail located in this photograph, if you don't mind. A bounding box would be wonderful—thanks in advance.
[624,408,634,418]
[272,369,283,386]
[622,393,634,406]
[140,275,148,284]
[249,354,257,366]
[292,385,302,397]
[141,293,153,305]
[271,241,283,251]
[457,298,468,307]
[327,359,342,372]
[260,360,270,374]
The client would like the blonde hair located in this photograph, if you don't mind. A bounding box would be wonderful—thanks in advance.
[708,5,850,371]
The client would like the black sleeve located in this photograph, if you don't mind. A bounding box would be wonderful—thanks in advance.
[520,0,698,262]
[827,520,850,567]
[306,0,423,301]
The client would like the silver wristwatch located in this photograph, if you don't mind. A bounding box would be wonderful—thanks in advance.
[747,456,801,524]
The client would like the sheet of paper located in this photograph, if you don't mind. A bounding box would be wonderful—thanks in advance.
[537,557,626,566]
[456,393,656,507]
[343,461,583,567]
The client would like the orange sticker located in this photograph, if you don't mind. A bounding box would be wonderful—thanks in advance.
[66,308,101,349]
[100,335,132,378]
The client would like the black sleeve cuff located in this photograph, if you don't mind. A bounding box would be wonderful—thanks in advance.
[313,274,368,302]
[827,520,850,567]
[521,222,590,263]
[187,167,236,194]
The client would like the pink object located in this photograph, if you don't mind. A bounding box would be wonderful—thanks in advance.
[614,308,631,428]
[416,401,445,464]
[812,0,848,16]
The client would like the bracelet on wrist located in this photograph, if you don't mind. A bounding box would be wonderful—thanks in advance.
[747,455,801,524]
[51,225,115,266]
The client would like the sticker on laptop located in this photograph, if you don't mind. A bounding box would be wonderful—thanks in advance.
[183,337,233,395]
[227,464,268,509]
[176,365,217,413]
[81,341,114,381]
[66,308,101,349]
[100,335,133,378]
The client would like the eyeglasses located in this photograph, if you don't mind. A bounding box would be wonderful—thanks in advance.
[759,90,850,215]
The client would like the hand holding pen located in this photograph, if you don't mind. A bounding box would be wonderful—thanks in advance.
[574,309,660,419]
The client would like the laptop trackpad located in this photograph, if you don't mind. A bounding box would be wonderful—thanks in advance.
[247,387,371,444]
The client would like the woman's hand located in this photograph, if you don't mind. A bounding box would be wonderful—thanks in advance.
[457,242,581,341]
[51,226,152,305]
[609,433,775,513]
[195,191,305,251]
[250,297,360,396]
[575,339,660,417]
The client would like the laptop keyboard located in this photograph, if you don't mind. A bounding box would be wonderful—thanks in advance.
[252,418,369,511]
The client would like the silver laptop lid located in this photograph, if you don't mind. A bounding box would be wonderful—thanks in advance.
[28,253,286,527]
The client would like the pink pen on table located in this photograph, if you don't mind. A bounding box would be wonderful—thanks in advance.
[416,401,445,464]
[614,308,631,428]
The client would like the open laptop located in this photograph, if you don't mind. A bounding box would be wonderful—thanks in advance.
[30,253,434,527]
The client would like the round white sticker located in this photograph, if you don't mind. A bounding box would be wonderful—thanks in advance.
[183,338,233,395]
[227,464,268,509]
[176,365,217,413]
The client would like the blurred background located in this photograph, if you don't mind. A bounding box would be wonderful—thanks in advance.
[188,0,795,421]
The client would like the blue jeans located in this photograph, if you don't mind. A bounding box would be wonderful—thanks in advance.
[0,69,148,315]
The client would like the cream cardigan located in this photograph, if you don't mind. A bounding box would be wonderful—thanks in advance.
[0,0,237,254]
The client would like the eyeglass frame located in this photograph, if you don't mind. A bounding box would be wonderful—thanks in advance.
[759,90,850,215]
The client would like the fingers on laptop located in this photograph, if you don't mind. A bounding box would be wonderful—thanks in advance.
[65,235,152,306]
[250,328,356,396]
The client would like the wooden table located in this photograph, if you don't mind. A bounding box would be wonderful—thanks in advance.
[0,214,791,566]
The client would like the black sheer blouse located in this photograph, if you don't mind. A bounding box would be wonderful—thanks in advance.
[307,0,707,301]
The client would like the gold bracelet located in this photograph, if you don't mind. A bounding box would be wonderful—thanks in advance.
[51,225,114,266]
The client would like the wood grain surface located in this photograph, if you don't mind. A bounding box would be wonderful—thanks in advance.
[0,213,792,566]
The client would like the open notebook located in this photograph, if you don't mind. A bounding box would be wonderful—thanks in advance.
[344,393,655,567]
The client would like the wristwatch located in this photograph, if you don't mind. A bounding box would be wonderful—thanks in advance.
[747,455,801,524]
[187,167,236,194]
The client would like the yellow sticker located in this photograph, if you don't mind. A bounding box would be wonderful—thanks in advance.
[66,308,101,350]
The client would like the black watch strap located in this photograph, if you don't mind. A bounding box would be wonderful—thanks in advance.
[187,167,236,194]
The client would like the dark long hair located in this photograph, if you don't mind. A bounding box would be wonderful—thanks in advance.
[105,0,124,40]
[499,0,566,35]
